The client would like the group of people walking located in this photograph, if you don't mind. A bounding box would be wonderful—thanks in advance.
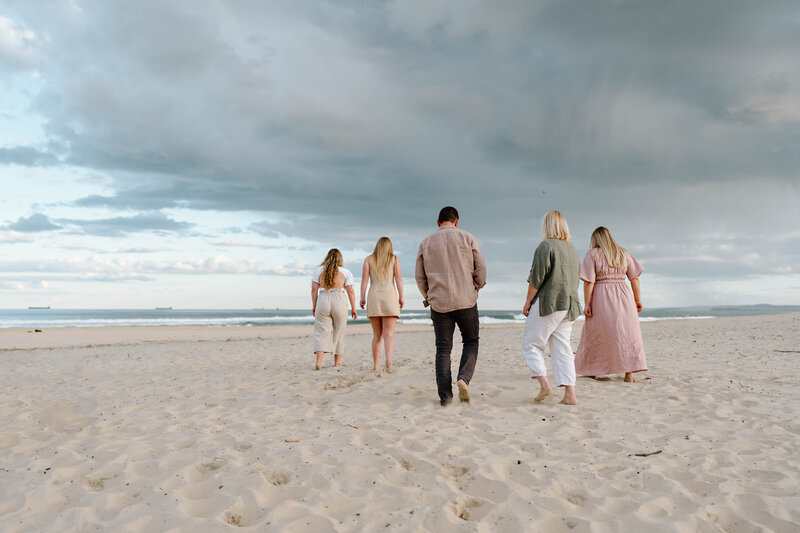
[310,206,647,406]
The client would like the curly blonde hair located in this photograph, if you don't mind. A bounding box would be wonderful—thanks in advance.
[320,249,343,288]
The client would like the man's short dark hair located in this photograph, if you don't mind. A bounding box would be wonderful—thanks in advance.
[438,206,459,223]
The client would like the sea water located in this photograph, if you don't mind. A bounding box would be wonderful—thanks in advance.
[1,305,797,328]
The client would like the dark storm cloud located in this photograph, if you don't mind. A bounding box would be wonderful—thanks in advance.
[7,213,61,232]
[3,0,800,283]
[58,212,193,237]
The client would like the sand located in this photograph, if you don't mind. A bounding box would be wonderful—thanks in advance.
[1,313,799,532]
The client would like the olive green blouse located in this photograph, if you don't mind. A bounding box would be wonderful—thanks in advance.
[527,238,583,321]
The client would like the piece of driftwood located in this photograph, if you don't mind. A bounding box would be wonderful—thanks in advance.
[629,450,662,457]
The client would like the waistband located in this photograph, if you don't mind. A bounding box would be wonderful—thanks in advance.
[319,288,346,292]
[595,279,627,284]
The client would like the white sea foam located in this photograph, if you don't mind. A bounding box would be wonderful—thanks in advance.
[0,315,318,328]
[0,310,720,328]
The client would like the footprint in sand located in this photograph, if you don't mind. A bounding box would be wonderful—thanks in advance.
[454,498,491,521]
[260,470,290,486]
[82,477,108,491]
[196,458,227,475]
[222,492,262,528]
[565,490,588,507]
[232,441,253,452]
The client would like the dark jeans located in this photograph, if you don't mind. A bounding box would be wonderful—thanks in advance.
[431,305,479,402]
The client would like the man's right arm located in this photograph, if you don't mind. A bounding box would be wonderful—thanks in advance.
[415,242,429,301]
[472,236,487,290]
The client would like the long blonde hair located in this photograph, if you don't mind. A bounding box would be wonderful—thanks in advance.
[320,248,343,288]
[542,210,571,241]
[371,237,395,281]
[590,227,627,268]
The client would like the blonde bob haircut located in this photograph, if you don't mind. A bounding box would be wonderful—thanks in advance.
[590,226,627,269]
[371,237,394,281]
[541,210,572,242]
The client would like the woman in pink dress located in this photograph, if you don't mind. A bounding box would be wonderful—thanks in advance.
[575,227,647,382]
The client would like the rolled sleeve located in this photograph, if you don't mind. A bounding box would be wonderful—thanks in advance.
[311,266,322,286]
[342,267,354,287]
[527,242,552,289]
[580,251,596,283]
[626,253,644,280]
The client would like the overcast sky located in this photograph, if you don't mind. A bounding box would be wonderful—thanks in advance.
[1,0,799,309]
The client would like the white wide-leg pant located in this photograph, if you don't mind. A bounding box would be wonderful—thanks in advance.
[314,289,348,354]
[521,300,576,386]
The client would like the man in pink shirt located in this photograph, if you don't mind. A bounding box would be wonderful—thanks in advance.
[415,206,487,406]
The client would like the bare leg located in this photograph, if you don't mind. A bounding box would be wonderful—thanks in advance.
[560,385,578,405]
[624,372,635,383]
[314,351,324,370]
[533,376,552,402]
[369,317,383,371]
[382,317,396,372]
[334,353,341,367]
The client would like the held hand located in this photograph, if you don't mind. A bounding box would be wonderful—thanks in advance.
[399,297,404,310]
[360,298,366,309]
[635,300,643,313]
[351,309,358,320]
[523,301,532,317]
[584,305,592,318]
[312,307,316,317]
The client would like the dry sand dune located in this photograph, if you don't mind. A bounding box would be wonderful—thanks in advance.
[1,314,799,532]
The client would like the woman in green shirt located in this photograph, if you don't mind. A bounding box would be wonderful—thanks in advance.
[521,210,582,405]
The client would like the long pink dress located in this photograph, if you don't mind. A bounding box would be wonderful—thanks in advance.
[575,248,647,376]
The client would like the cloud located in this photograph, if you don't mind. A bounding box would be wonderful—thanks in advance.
[0,15,38,70]
[2,1,799,300]
[114,246,169,254]
[0,146,60,166]
[209,239,280,250]
[58,212,193,236]
[0,254,267,277]
[263,261,316,276]
[0,229,32,243]
[0,279,49,291]
[6,213,61,232]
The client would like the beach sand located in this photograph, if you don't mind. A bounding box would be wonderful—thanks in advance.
[1,313,799,532]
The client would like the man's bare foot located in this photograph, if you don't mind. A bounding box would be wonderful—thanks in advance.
[624,373,635,383]
[457,379,470,403]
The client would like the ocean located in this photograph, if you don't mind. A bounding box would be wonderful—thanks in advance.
[1,305,798,328]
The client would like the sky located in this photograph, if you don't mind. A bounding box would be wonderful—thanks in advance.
[1,0,799,310]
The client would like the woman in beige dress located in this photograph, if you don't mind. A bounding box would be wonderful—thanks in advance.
[360,237,404,372]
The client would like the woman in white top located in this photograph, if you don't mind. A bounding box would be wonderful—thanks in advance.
[359,237,404,372]
[311,248,357,370]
